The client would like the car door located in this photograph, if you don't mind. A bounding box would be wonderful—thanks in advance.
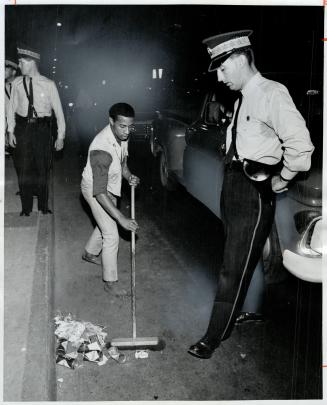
[183,87,234,218]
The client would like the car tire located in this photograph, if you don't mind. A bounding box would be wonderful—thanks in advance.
[263,221,288,284]
[150,130,160,157]
[159,152,177,191]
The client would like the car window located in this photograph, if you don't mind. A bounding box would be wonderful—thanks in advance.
[210,82,237,115]
[162,87,207,124]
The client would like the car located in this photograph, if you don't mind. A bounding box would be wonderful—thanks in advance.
[132,111,157,143]
[150,75,322,283]
[273,85,323,283]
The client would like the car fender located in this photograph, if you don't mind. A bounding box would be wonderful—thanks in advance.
[153,117,187,176]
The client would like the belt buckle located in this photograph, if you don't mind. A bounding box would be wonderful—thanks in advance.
[28,118,37,124]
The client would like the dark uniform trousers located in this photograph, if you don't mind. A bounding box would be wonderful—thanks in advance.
[12,114,53,214]
[205,161,275,346]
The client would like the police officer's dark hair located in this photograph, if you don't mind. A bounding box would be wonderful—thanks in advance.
[109,103,135,121]
[231,47,254,66]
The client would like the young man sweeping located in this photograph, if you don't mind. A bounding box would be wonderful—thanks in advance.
[81,102,140,296]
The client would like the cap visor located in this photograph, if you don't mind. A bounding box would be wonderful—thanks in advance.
[208,53,233,72]
[18,54,39,61]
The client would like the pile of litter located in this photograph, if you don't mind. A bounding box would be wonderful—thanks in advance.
[54,313,126,369]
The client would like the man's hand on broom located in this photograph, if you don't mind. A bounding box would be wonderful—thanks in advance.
[128,174,140,187]
[118,216,139,232]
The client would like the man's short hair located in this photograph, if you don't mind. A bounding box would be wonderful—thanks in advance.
[230,47,254,66]
[109,103,135,121]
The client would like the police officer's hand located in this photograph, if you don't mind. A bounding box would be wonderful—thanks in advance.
[128,174,140,187]
[271,175,289,194]
[55,138,64,151]
[118,217,139,232]
[8,132,16,148]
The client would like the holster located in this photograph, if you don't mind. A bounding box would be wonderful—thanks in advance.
[243,159,282,201]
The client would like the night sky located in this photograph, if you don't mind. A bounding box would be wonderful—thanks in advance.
[5,4,324,113]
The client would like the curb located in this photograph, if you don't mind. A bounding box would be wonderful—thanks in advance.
[20,172,56,401]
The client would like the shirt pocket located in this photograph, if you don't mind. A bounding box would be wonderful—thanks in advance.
[239,116,264,134]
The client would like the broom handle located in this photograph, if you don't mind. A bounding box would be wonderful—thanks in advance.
[131,185,137,339]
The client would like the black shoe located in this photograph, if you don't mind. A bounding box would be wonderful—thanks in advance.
[82,250,101,265]
[188,337,217,359]
[20,211,31,217]
[40,209,53,214]
[235,312,265,325]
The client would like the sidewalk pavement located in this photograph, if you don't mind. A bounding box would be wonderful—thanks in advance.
[3,155,56,401]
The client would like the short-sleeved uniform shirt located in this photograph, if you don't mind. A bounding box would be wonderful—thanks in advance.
[81,124,128,197]
[226,72,314,180]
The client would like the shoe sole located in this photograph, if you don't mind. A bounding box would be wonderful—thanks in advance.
[187,349,212,359]
[82,256,101,265]
[235,319,265,325]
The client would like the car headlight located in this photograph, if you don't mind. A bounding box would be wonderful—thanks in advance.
[298,215,322,257]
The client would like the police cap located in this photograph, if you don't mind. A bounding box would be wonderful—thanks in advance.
[5,59,18,70]
[17,44,40,61]
[203,30,253,72]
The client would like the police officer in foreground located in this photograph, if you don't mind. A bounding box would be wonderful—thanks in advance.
[5,57,18,155]
[7,44,66,216]
[188,30,314,359]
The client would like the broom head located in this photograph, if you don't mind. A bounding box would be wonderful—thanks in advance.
[110,336,160,349]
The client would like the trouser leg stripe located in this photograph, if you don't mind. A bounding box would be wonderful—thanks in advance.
[221,192,263,339]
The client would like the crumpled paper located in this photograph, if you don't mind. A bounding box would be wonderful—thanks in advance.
[135,350,149,359]
[54,314,107,347]
[54,313,109,369]
[108,346,127,363]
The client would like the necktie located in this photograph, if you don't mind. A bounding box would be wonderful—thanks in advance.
[5,83,11,99]
[28,77,34,119]
[225,93,243,164]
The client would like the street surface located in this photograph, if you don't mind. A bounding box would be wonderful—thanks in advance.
[51,123,322,401]
[3,120,322,401]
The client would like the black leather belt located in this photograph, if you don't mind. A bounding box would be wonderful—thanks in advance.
[225,160,244,171]
[15,114,51,124]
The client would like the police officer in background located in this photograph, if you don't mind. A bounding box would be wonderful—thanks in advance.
[188,30,314,359]
[5,57,18,155]
[7,44,66,216]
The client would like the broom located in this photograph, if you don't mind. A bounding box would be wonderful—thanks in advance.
[110,184,160,349]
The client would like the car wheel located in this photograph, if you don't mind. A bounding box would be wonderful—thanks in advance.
[159,152,177,191]
[150,130,159,157]
[263,221,288,284]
